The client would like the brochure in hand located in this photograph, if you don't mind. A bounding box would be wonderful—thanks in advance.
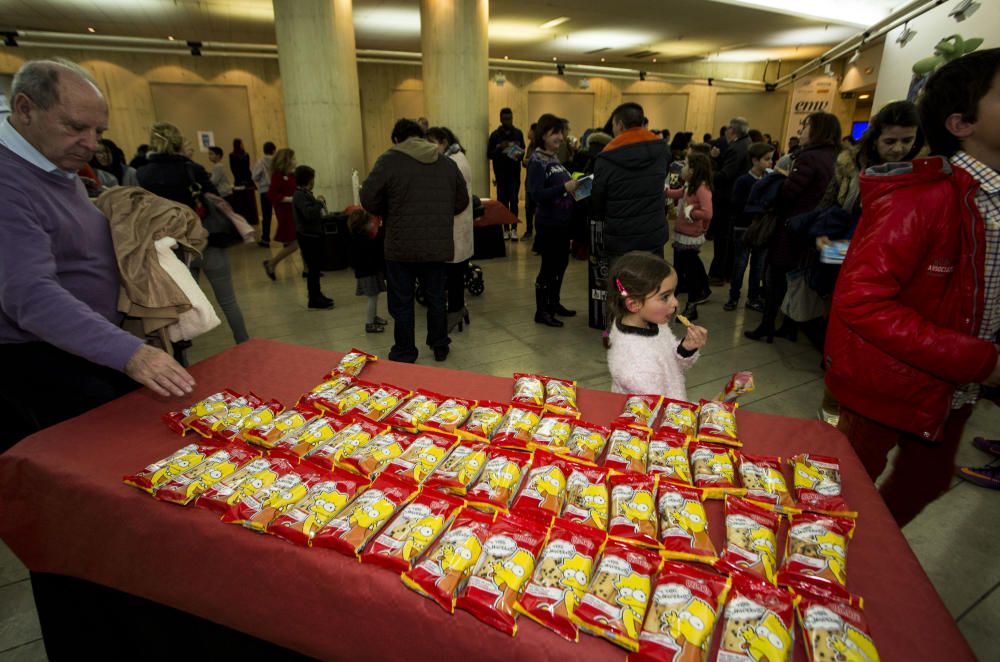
[503,143,525,161]
[572,174,594,201]
[819,240,850,264]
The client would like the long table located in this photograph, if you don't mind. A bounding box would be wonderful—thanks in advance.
[0,339,974,660]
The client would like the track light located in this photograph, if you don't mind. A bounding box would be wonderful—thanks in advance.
[578,77,590,89]
[896,23,916,47]
[848,49,861,65]
[1,31,17,47]
[556,63,565,75]
[949,0,980,22]
[188,40,202,56]
[639,71,646,81]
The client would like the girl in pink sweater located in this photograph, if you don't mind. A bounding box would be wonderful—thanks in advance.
[666,152,714,321]
[606,251,708,401]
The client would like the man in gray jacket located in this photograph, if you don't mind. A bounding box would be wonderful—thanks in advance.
[360,119,469,363]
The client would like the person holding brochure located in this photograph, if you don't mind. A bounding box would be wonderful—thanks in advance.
[487,108,525,240]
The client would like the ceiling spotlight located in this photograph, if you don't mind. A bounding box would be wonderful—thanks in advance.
[503,55,509,60]
[896,23,916,47]
[639,71,646,81]
[823,63,834,77]
[600,57,605,62]
[493,72,506,86]
[579,77,590,89]
[540,16,571,29]
[2,31,18,47]
[848,49,861,65]
[949,0,980,22]
[188,40,202,56]
[556,63,565,75]
[552,56,558,61]
[87,27,96,33]
[168,35,175,41]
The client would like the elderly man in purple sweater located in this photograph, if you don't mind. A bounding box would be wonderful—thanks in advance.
[0,59,195,450]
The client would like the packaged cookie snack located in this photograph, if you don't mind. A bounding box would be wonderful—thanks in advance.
[512,373,546,407]
[794,581,879,662]
[717,571,796,662]
[339,429,416,478]
[312,472,418,556]
[214,399,284,445]
[604,425,650,474]
[647,430,693,486]
[614,394,664,432]
[186,393,264,439]
[633,560,730,662]
[422,440,489,496]
[361,490,465,573]
[154,443,259,505]
[544,376,579,415]
[222,464,326,532]
[349,383,411,422]
[382,431,458,484]
[529,414,578,452]
[717,371,756,402]
[303,416,386,472]
[456,512,549,636]
[572,539,662,651]
[383,389,445,432]
[564,420,611,465]
[697,400,741,447]
[195,456,293,514]
[562,464,611,531]
[515,520,605,642]
[690,442,743,499]
[737,452,797,515]
[490,404,544,450]
[123,443,214,493]
[718,496,782,584]
[778,512,855,589]
[511,450,571,519]
[466,447,532,512]
[420,396,476,434]
[332,348,377,378]
[609,472,660,549]
[243,405,320,449]
[323,379,382,416]
[297,374,355,412]
[657,398,699,439]
[791,454,856,517]
[456,401,507,442]
[267,468,370,546]
[270,413,353,462]
[401,508,495,612]
[163,389,242,435]
[656,481,717,564]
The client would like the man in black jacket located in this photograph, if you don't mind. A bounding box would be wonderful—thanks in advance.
[708,117,752,285]
[487,108,525,239]
[591,102,669,264]
[361,119,469,363]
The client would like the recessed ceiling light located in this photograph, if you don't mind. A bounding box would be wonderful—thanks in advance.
[504,55,509,60]
[652,58,657,62]
[858,94,871,99]
[168,35,175,41]
[87,27,96,33]
[600,57,606,62]
[540,16,570,29]
[553,56,558,61]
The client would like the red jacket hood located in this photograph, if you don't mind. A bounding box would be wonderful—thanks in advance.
[860,156,976,206]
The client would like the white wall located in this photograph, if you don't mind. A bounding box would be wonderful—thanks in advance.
[873,0,1000,113]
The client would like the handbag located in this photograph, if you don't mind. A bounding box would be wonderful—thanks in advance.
[781,268,826,322]
[185,163,242,248]
[743,211,779,249]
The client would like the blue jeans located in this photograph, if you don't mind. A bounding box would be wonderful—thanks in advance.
[729,227,766,302]
[385,260,448,362]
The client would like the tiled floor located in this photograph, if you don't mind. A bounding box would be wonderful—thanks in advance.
[1,236,997,660]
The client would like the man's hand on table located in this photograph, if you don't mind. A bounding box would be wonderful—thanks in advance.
[125,345,196,397]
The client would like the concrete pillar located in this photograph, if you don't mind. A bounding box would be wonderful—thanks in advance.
[273,0,364,207]
[420,0,490,194]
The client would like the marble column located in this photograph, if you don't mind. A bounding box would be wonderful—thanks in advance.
[420,0,490,194]
[273,0,364,207]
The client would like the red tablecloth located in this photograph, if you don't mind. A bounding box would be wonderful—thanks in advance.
[0,340,973,661]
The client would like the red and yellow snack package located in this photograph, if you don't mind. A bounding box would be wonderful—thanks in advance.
[614,393,664,432]
[296,374,355,412]
[490,404,544,450]
[657,398,699,439]
[515,519,605,642]
[633,561,731,662]
[573,539,662,651]
[697,400,741,447]
[562,464,611,531]
[361,490,465,573]
[793,581,879,662]
[717,370,756,402]
[466,447,532,513]
[778,512,855,589]
[243,405,320,449]
[716,571,797,662]
[322,379,382,416]
[349,383,411,422]
[382,431,458,484]
[269,413,353,462]
[609,472,660,549]
[186,393,264,440]
[123,443,214,493]
[162,389,241,435]
[718,496,782,584]
[656,481,717,564]
[648,430,693,485]
[267,468,370,546]
[154,443,259,505]
[333,348,377,378]
[401,508,495,612]
[195,456,293,514]
[420,396,476,434]
[529,414,578,452]
[512,373,546,407]
[303,416,386,472]
[544,376,579,415]
[383,389,445,432]
[222,464,326,532]
[339,429,416,478]
[311,472,418,556]
[511,450,571,519]
[215,399,284,445]
[791,454,857,518]
[423,440,489,495]
[737,452,797,515]
[456,401,507,442]
[564,421,611,465]
[604,425,650,474]
[456,512,549,636]
[690,442,744,499]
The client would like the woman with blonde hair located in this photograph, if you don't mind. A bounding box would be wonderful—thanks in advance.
[263,147,300,279]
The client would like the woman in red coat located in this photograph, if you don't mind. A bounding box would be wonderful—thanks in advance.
[263,148,299,279]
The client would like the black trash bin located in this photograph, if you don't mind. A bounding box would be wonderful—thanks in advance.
[588,218,609,330]
[320,212,350,271]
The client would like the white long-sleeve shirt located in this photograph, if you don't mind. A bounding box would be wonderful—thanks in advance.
[607,320,699,401]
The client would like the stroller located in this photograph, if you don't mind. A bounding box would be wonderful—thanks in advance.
[415,195,485,304]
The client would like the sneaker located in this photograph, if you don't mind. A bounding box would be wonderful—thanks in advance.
[510,232,519,241]
[747,298,765,313]
[374,316,388,326]
[365,323,385,333]
[723,298,738,312]
[503,230,511,240]
[956,464,1000,489]
[433,345,450,362]
[972,437,1000,457]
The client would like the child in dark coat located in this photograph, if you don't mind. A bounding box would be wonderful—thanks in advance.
[348,209,388,333]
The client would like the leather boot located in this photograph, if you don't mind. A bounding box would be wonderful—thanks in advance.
[551,274,576,317]
[534,284,563,327]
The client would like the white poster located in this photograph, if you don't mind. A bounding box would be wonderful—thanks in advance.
[197,130,214,152]
[787,76,838,135]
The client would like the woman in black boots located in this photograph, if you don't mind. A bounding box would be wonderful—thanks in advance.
[525,114,579,327]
